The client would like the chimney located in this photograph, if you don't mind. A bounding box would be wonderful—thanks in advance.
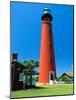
[11,53,18,60]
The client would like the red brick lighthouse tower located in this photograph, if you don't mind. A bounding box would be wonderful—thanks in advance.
[39,8,56,84]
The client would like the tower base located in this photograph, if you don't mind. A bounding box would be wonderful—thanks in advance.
[49,80,57,84]
[36,80,57,87]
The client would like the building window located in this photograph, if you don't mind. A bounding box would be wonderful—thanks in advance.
[19,72,24,81]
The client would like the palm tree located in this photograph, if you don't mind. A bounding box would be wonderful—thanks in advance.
[23,60,39,88]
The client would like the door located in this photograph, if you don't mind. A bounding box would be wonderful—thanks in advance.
[50,72,54,80]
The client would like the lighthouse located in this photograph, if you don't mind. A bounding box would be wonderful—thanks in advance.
[39,8,56,84]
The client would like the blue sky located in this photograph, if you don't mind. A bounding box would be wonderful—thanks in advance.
[11,2,74,76]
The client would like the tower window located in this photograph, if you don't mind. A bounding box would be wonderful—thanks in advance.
[49,29,51,35]
[50,43,52,48]
[50,57,52,64]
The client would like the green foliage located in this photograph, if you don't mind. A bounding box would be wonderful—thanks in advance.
[24,60,39,69]
[23,60,39,73]
[23,60,39,87]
